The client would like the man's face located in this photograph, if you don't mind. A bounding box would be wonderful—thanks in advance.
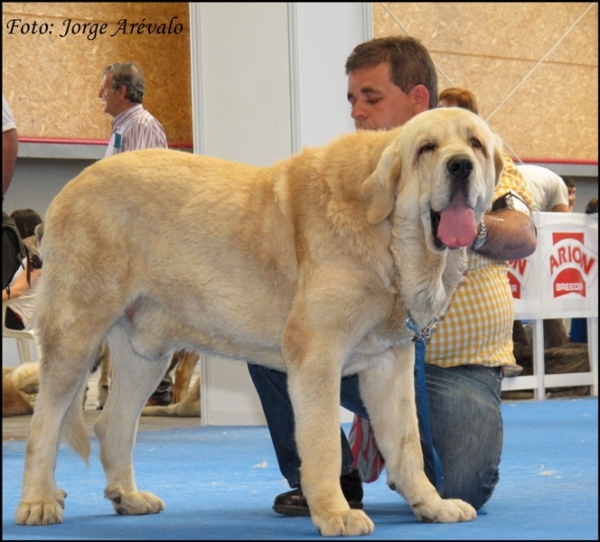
[98,72,121,117]
[347,62,418,131]
[568,186,577,211]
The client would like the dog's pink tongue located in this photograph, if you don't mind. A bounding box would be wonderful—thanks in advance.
[437,193,477,248]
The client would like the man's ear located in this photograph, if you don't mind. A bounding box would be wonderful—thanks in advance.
[115,84,127,100]
[361,144,401,224]
[409,84,430,114]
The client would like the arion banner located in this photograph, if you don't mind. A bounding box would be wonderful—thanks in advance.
[508,212,598,320]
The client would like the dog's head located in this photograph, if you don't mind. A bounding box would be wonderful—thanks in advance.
[362,107,503,253]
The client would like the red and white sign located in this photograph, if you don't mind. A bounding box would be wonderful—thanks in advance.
[508,256,533,300]
[547,232,596,298]
[510,212,598,320]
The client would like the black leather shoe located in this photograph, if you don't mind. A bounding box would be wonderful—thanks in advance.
[273,469,364,516]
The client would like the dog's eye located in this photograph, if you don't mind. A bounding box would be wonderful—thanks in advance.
[470,138,482,149]
[418,142,436,155]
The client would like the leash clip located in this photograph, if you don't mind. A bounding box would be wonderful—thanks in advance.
[405,315,437,344]
[400,290,437,343]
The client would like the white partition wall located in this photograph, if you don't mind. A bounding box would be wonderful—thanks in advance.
[291,3,370,150]
[189,3,371,425]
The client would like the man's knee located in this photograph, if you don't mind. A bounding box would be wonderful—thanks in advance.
[428,460,499,510]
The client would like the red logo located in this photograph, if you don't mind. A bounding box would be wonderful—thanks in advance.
[508,258,531,300]
[546,232,597,298]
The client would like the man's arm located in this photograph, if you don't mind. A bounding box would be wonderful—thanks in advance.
[473,153,537,261]
[547,175,570,213]
[474,209,537,261]
[2,128,18,197]
[2,266,42,301]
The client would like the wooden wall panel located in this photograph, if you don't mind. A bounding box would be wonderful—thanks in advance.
[372,2,598,162]
[2,2,191,144]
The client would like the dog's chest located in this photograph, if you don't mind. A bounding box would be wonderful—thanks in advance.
[344,296,413,375]
[363,294,413,351]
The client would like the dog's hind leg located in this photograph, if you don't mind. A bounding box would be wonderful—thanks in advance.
[93,324,170,516]
[15,328,98,525]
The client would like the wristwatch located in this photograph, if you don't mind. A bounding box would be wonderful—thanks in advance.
[471,219,488,252]
[491,191,533,217]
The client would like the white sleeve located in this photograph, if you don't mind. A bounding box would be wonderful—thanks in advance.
[3,95,17,132]
[549,174,569,209]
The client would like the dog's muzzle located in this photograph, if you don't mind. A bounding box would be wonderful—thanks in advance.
[447,156,473,181]
[430,157,478,250]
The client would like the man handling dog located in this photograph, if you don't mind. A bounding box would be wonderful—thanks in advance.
[248,36,537,517]
[15,39,534,537]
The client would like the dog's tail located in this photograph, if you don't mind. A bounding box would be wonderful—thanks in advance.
[61,381,91,465]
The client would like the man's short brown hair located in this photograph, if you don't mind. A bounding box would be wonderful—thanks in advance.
[345,36,438,109]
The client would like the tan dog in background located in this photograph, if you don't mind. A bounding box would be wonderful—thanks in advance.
[141,350,200,417]
[95,345,199,415]
[16,108,501,536]
[2,363,38,417]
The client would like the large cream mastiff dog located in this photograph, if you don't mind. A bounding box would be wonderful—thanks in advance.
[16,108,502,536]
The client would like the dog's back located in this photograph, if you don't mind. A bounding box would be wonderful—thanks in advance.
[38,151,301,365]
[37,132,397,370]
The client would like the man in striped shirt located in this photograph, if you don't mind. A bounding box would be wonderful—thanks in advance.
[248,36,537,517]
[98,62,172,406]
[99,62,168,157]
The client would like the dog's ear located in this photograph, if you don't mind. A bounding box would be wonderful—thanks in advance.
[361,144,401,225]
[35,223,44,245]
[493,134,505,187]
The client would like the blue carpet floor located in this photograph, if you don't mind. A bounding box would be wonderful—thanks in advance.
[2,397,598,540]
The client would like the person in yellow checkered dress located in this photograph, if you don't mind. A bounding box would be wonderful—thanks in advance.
[248,38,537,517]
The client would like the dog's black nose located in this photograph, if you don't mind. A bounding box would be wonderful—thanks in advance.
[447,157,473,179]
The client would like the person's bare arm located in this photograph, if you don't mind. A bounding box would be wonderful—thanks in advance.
[2,267,41,301]
[474,209,537,261]
[2,128,18,197]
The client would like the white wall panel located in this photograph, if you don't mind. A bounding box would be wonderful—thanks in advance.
[294,2,369,150]
[192,2,292,166]
[190,3,370,425]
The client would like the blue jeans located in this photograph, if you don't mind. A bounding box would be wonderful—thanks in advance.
[248,363,503,510]
[569,317,588,343]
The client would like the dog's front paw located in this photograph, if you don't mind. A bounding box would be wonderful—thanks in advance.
[15,489,67,526]
[412,497,476,523]
[311,509,374,537]
[104,482,165,515]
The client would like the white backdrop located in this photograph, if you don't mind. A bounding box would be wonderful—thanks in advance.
[189,3,371,425]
